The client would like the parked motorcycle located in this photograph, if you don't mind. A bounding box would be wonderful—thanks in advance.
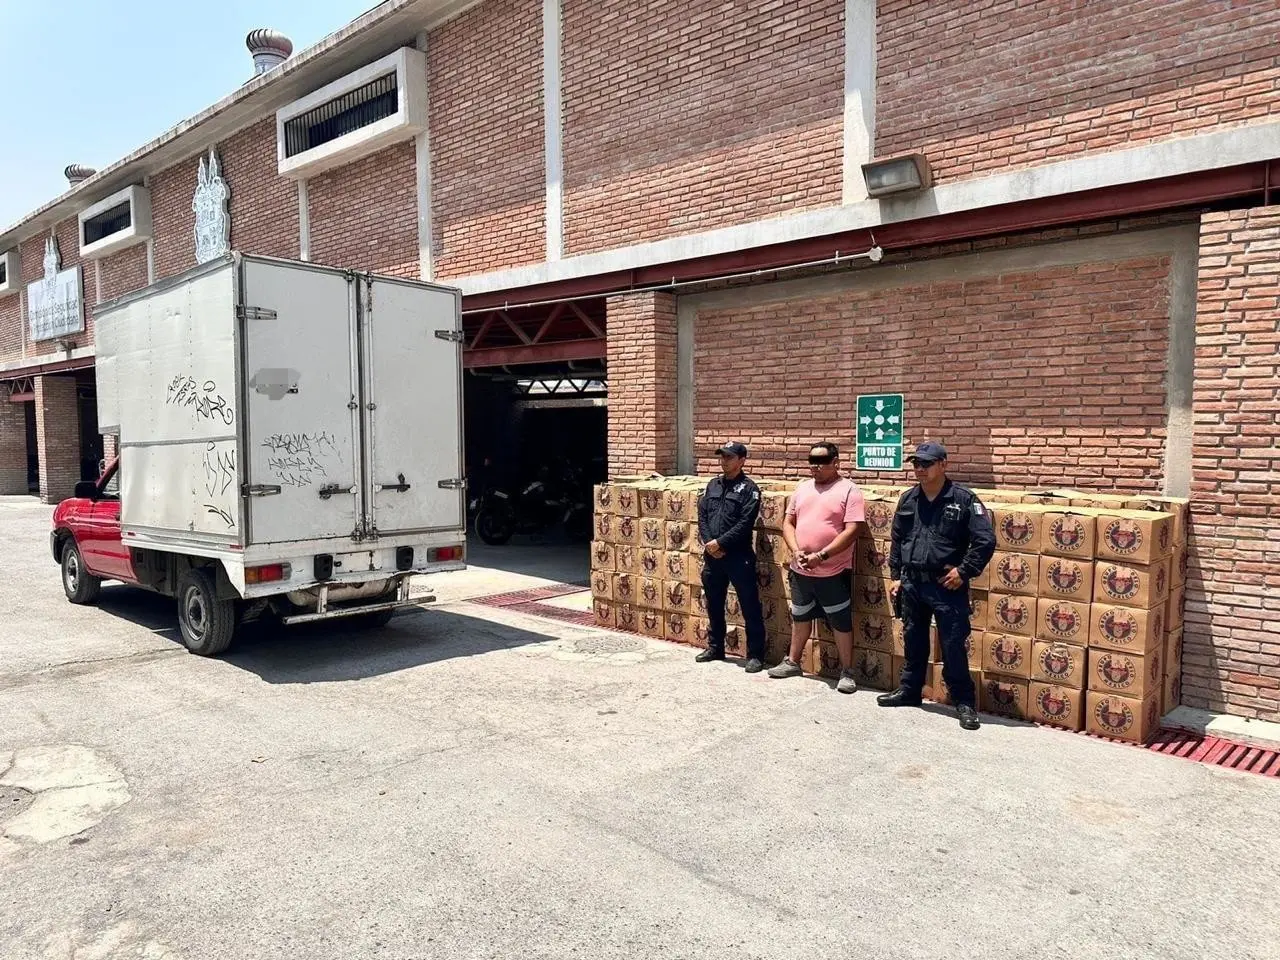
[473,463,592,545]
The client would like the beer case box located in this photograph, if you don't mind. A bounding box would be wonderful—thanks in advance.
[758,594,790,634]
[1166,586,1185,629]
[690,585,708,618]
[966,631,983,671]
[684,551,708,586]
[1062,491,1132,511]
[1166,626,1184,665]
[853,612,897,654]
[1089,602,1165,655]
[636,576,662,610]
[636,608,665,639]
[590,569,615,600]
[1093,558,1171,610]
[991,506,1045,554]
[981,676,1030,720]
[663,550,690,583]
[724,588,744,625]
[591,541,616,572]
[666,521,693,552]
[612,484,641,518]
[615,544,639,576]
[615,603,639,633]
[969,561,992,591]
[992,551,1040,596]
[754,531,793,566]
[1086,690,1161,744]
[862,498,895,540]
[1124,495,1190,548]
[664,611,692,645]
[724,625,747,658]
[930,665,983,706]
[1087,647,1162,701]
[982,632,1034,680]
[593,512,616,543]
[637,547,663,578]
[854,648,895,690]
[689,617,710,649]
[1094,510,1175,565]
[1040,508,1100,560]
[1163,665,1182,716]
[1035,597,1091,646]
[593,483,616,515]
[638,485,667,519]
[615,514,640,546]
[637,518,665,550]
[989,593,1037,638]
[1031,641,1087,689]
[664,486,700,523]
[1172,547,1188,588]
[854,576,895,617]
[856,539,892,578]
[755,562,787,598]
[1027,682,1085,731]
[757,491,791,531]
[663,579,693,615]
[593,598,616,629]
[816,640,842,679]
[969,590,989,631]
[1039,556,1094,603]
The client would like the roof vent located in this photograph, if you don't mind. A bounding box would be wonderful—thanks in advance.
[246,28,293,77]
[64,164,96,187]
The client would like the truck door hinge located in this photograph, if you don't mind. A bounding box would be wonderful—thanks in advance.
[434,329,464,343]
[437,478,466,490]
[236,305,278,321]
[242,484,282,497]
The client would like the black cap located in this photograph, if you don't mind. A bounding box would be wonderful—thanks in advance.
[715,441,748,458]
[909,440,948,465]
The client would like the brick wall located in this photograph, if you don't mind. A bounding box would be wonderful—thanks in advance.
[97,244,149,306]
[0,396,26,494]
[691,246,1172,486]
[1186,205,1280,720]
[226,118,299,261]
[309,142,419,278]
[429,0,545,278]
[562,0,843,254]
[877,0,1280,184]
[150,154,201,281]
[34,374,80,503]
[0,291,20,365]
[607,291,677,476]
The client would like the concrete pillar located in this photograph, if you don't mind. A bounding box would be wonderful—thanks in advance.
[0,395,27,494]
[34,374,81,503]
[606,291,678,477]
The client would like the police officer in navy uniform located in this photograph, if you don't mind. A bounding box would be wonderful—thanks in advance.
[695,442,767,673]
[879,441,996,730]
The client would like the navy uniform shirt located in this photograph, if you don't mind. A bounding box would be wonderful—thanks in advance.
[698,473,761,555]
[888,479,996,582]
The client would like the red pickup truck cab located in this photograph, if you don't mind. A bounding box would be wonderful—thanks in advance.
[50,458,132,604]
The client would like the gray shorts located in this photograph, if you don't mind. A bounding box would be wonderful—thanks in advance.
[788,569,854,633]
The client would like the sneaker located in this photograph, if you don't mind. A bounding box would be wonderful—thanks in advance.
[836,669,858,694]
[695,648,725,663]
[767,658,803,679]
[743,658,764,674]
[957,704,981,730]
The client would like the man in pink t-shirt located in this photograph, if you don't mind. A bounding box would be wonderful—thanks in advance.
[767,441,866,692]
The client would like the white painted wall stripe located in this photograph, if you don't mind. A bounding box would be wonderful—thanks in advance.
[842,0,876,205]
[543,0,565,262]
[415,30,434,280]
[297,180,311,261]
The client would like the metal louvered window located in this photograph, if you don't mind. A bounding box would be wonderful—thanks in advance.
[0,262,6,285]
[83,201,133,245]
[283,71,399,158]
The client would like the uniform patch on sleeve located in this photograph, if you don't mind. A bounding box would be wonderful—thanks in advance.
[973,502,985,516]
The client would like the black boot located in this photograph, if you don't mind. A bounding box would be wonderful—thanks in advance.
[956,704,981,730]
[876,687,923,708]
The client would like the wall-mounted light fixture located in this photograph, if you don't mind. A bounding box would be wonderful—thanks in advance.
[861,154,932,199]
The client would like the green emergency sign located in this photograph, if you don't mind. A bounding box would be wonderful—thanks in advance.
[855,393,904,471]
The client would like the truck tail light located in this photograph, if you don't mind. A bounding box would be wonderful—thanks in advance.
[246,563,291,585]
[430,546,463,563]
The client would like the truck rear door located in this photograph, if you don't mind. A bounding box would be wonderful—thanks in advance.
[239,258,362,545]
[362,276,464,537]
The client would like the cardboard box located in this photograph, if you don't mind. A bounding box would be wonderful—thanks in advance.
[663,579,692,614]
[930,665,983,706]
[1166,626,1184,665]
[690,585,708,618]
[637,547,663,577]
[1095,510,1175,564]
[687,523,706,554]
[969,590,988,630]
[724,625,747,658]
[981,676,1029,720]
[863,499,895,540]
[855,539,892,578]
[1166,586,1185,629]
[637,518,665,550]
[664,611,691,645]
[989,593,1036,637]
[1086,690,1160,743]
[757,491,790,531]
[1124,495,1190,548]
[1039,557,1094,603]
[853,612,897,654]
[613,484,640,518]
[615,514,640,546]
[755,562,786,598]
[615,603,638,633]
[982,632,1033,679]
[1035,598,1091,645]
[593,512,616,542]
[614,544,638,576]
[758,594,788,633]
[591,541,616,572]
[754,531,793,566]
[992,551,1039,596]
[637,608,665,639]
[816,640,843,679]
[592,598,616,629]
[666,521,692,552]
[969,561,991,591]
[1093,558,1171,610]
[689,617,710,649]
[663,550,690,583]
[1032,641,1087,688]
[1172,546,1188,587]
[1088,647,1161,700]
[725,588,743,624]
[854,648,895,690]
[1163,662,1182,716]
[593,483,616,515]
[966,631,983,671]
[590,569,614,600]
[992,506,1044,553]
[637,576,662,610]
[684,551,707,586]
[664,486,700,523]
[613,573,638,606]
[1040,509,1099,559]
[1027,682,1084,731]
[854,576,895,616]
[1089,603,1165,655]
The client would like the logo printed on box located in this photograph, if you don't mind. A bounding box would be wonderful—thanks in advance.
[666,553,685,578]
[995,596,1031,629]
[990,636,1025,670]
[1098,608,1137,642]
[617,545,636,570]
[1103,519,1143,556]
[641,580,660,605]
[639,519,661,546]
[861,578,888,607]
[1044,602,1084,640]
[665,582,687,607]
[1048,516,1088,552]
[596,514,614,538]
[593,543,613,567]
[1101,565,1140,601]
[863,542,888,569]
[760,498,783,526]
[641,490,663,514]
[617,605,637,630]
[865,502,893,537]
[641,610,661,632]
[1159,523,1171,553]
[859,617,888,647]
[1039,644,1078,682]
[616,575,635,602]
[621,517,640,542]
[756,565,779,592]
[640,550,660,574]
[856,651,887,683]
[667,522,690,550]
[592,572,610,594]
[1156,566,1167,596]
[1097,653,1139,690]
[1037,685,1073,720]
[617,489,636,512]
[1045,560,1086,594]
[1094,697,1134,734]
[987,681,1020,709]
[997,555,1033,589]
[667,613,687,639]
[597,487,613,510]
[1000,513,1036,548]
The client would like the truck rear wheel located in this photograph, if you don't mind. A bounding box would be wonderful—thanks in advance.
[176,568,237,656]
[61,540,102,605]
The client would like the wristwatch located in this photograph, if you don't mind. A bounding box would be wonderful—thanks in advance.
[818,549,829,562]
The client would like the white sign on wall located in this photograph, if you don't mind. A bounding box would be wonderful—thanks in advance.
[27,236,84,341]
[193,147,231,264]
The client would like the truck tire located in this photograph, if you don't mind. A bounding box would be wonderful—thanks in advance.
[61,540,102,605]
[354,608,398,629]
[176,568,237,657]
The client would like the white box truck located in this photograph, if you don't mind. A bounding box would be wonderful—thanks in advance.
[54,252,466,655]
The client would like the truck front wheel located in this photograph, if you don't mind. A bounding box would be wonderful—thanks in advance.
[61,540,102,605]
[176,568,237,657]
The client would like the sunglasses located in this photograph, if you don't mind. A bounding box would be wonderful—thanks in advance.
[808,455,835,466]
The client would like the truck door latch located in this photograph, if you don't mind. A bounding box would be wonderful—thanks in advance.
[437,478,466,490]
[242,484,282,497]
[379,473,411,493]
[318,484,357,500]
[434,329,464,343]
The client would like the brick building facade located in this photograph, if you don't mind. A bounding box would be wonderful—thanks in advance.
[0,0,1277,718]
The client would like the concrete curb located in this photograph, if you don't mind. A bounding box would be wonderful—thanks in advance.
[1163,706,1280,751]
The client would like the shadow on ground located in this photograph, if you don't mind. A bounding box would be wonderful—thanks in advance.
[465,536,589,586]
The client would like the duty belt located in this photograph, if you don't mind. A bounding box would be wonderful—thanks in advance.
[900,568,943,582]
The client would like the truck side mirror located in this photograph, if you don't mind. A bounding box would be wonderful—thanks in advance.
[74,480,99,500]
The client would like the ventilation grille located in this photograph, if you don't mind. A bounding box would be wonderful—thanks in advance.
[283,71,398,158]
[83,201,132,245]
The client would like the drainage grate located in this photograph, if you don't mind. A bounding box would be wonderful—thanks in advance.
[505,600,597,626]
[1075,725,1280,779]
[472,583,588,607]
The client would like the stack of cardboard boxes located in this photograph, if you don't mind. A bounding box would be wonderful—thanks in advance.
[591,477,1187,744]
